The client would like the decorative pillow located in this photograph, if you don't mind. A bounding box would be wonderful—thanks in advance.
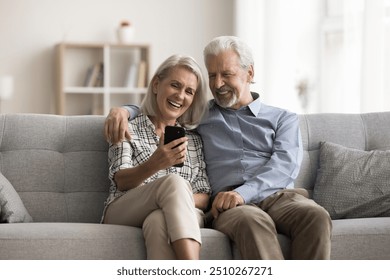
[313,142,390,219]
[0,172,33,223]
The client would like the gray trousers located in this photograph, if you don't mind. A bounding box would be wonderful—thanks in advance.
[212,189,332,259]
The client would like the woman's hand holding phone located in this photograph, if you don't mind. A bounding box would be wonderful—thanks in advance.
[149,127,187,169]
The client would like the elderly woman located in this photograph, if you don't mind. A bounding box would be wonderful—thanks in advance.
[102,55,211,260]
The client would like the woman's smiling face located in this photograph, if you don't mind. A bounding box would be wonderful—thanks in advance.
[153,65,197,125]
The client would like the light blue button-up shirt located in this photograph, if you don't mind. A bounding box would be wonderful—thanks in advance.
[125,92,302,204]
[197,92,302,204]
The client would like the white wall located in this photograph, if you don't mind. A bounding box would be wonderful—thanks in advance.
[0,0,234,114]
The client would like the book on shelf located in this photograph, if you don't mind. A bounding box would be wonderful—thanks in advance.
[137,61,147,88]
[125,61,148,88]
[84,63,104,87]
[83,66,94,87]
[95,63,104,87]
[125,63,138,88]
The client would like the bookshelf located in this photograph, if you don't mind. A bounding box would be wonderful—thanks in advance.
[56,42,150,115]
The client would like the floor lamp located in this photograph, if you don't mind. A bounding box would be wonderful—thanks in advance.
[0,76,14,113]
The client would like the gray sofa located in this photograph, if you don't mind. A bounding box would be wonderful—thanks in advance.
[0,112,389,260]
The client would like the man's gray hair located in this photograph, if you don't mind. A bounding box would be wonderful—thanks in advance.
[203,36,254,70]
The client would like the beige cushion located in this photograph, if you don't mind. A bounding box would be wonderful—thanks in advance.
[313,142,390,219]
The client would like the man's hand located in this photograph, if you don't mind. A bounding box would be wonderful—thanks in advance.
[104,107,131,144]
[211,191,245,218]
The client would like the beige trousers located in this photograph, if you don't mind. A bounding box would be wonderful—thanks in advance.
[213,189,332,260]
[143,208,205,259]
[103,174,202,259]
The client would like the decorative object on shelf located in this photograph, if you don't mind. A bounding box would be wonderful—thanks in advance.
[117,20,135,44]
[0,75,14,112]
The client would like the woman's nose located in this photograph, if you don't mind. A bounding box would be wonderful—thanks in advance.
[175,89,185,99]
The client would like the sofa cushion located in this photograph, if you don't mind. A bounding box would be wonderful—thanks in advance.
[330,217,390,259]
[0,223,145,259]
[0,223,233,260]
[0,172,33,223]
[313,142,390,219]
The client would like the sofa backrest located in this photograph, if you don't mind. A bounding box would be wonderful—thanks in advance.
[1,112,390,222]
[0,114,110,223]
[295,111,390,194]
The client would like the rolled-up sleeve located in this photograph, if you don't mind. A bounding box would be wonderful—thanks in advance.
[108,141,133,185]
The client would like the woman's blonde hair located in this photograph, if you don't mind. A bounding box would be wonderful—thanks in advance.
[141,54,208,129]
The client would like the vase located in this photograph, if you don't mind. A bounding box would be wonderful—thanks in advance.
[117,25,135,44]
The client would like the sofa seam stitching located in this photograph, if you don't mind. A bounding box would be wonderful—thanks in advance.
[302,115,314,186]
[0,114,5,173]
[360,113,368,151]
[64,116,69,222]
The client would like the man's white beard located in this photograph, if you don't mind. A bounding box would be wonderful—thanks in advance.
[215,91,238,109]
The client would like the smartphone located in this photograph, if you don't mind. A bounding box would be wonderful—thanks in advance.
[164,126,186,167]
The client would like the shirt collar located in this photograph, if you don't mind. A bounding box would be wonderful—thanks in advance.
[247,92,261,116]
[209,91,262,116]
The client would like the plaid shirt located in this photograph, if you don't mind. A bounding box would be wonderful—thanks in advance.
[105,113,211,206]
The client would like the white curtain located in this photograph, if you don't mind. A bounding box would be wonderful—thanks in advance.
[233,0,324,114]
[338,0,390,113]
[234,0,390,113]
[233,0,265,101]
[361,0,390,112]
[342,0,364,112]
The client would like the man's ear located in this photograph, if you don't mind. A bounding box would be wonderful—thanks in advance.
[247,65,254,83]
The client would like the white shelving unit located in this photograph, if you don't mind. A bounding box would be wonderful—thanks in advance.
[56,42,150,115]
